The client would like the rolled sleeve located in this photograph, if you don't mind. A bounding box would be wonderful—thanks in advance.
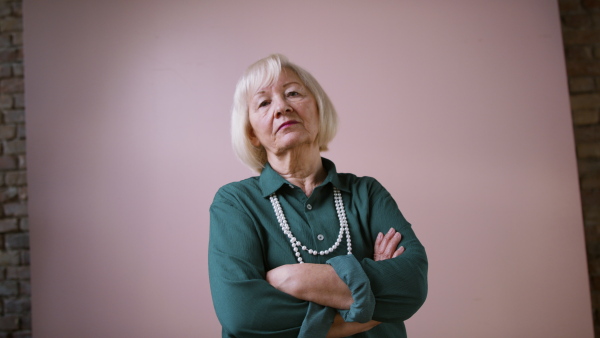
[326,254,376,323]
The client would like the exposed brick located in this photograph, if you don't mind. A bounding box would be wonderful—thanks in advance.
[563,29,600,44]
[12,93,22,108]
[2,203,26,217]
[5,172,25,185]
[17,218,26,231]
[17,186,26,200]
[0,125,16,139]
[4,298,29,314]
[578,142,600,158]
[0,156,17,170]
[17,154,24,169]
[573,109,600,125]
[567,60,600,75]
[0,94,12,109]
[563,13,593,28]
[0,220,17,233]
[0,48,17,63]
[570,76,596,92]
[5,233,27,250]
[0,17,21,32]
[11,2,22,17]
[0,281,17,296]
[0,187,17,202]
[4,139,25,154]
[584,0,600,10]
[0,252,19,266]
[16,124,24,138]
[11,63,22,77]
[566,45,594,60]
[582,173,600,188]
[560,0,583,12]
[0,34,9,48]
[0,78,23,93]
[0,64,10,78]
[19,251,27,266]
[18,281,28,295]
[575,124,600,142]
[6,267,28,280]
[0,315,19,330]
[571,94,600,110]
[3,110,23,123]
[10,32,21,46]
[19,315,30,331]
[0,3,11,17]
[592,13,600,27]
[13,331,30,338]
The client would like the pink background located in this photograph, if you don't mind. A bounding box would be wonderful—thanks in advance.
[24,1,593,337]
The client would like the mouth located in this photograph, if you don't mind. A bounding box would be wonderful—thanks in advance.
[277,121,299,132]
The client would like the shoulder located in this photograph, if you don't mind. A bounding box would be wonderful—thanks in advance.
[337,173,386,194]
[213,176,261,205]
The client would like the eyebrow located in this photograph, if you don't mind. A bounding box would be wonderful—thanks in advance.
[254,82,302,97]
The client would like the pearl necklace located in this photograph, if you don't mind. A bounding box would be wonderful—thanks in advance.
[269,187,352,264]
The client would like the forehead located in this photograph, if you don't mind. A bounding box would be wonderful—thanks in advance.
[252,68,303,95]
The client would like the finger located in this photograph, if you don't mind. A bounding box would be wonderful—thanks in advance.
[374,232,383,252]
[383,231,401,258]
[392,246,405,258]
[377,228,394,255]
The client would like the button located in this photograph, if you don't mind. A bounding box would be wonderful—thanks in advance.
[306,204,312,210]
[317,234,324,241]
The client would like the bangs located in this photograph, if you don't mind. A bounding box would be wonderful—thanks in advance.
[242,56,283,102]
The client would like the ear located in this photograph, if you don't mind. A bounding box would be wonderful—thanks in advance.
[248,128,261,147]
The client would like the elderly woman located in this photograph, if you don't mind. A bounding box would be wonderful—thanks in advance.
[209,54,427,337]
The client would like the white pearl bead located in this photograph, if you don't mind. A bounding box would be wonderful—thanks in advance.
[271,187,352,262]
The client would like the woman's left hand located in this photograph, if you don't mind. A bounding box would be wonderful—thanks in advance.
[374,228,404,261]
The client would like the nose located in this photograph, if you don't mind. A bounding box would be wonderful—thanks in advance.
[274,96,292,117]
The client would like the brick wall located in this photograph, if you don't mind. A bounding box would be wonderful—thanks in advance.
[560,0,600,336]
[0,0,29,337]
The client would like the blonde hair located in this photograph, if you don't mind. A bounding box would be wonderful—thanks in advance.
[231,54,338,173]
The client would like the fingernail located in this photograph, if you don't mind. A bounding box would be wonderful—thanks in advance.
[377,232,383,240]
[395,232,401,238]
[387,228,394,234]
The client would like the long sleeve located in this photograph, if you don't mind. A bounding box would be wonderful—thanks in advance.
[208,159,427,337]
[351,178,428,324]
[209,185,333,337]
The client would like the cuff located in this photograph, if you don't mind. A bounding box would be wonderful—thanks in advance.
[327,254,375,323]
[298,302,336,338]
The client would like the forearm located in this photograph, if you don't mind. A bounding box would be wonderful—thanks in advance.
[267,263,353,309]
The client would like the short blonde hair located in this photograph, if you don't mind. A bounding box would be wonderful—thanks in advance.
[231,54,338,173]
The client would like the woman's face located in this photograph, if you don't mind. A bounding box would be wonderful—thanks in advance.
[248,68,319,156]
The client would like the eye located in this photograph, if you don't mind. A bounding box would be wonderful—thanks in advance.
[287,91,300,97]
[258,100,270,108]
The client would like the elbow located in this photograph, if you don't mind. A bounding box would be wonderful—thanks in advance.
[405,275,428,320]
[403,261,429,321]
[214,304,266,337]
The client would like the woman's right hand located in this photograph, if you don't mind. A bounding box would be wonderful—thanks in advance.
[374,228,404,261]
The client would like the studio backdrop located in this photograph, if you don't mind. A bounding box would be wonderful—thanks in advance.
[25,1,592,337]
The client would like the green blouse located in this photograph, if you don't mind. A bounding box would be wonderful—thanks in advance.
[209,158,427,337]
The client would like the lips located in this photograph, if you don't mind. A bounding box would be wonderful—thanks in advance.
[277,121,298,132]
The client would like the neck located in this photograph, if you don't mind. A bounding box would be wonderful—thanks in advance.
[267,147,325,197]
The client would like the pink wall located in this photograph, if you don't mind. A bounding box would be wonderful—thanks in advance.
[24,1,593,337]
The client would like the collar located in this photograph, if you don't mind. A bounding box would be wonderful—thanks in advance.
[259,157,350,197]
